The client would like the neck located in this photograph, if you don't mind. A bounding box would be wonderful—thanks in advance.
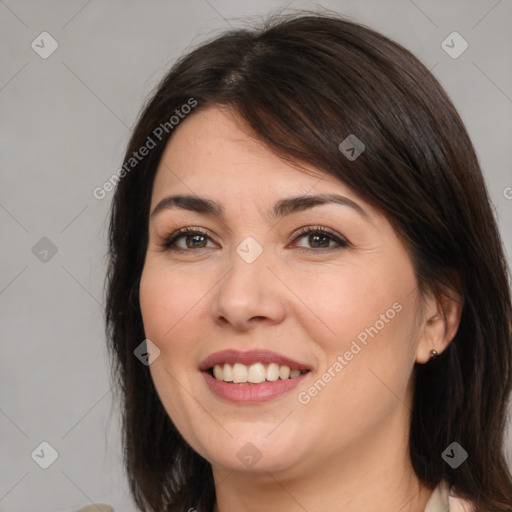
[211,389,434,512]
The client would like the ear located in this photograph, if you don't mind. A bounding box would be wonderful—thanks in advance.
[415,287,464,364]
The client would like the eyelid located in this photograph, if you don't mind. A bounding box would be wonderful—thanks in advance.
[159,225,350,252]
[159,226,217,250]
[289,225,350,250]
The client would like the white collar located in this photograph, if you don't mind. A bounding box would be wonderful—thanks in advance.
[424,480,475,512]
[424,480,450,512]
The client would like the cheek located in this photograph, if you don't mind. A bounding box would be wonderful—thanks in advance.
[332,258,417,350]
[139,263,205,435]
[139,262,203,353]
[295,259,419,396]
[290,262,408,349]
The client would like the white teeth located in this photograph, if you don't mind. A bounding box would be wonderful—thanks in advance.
[266,363,280,381]
[213,365,223,380]
[211,362,307,383]
[232,362,248,383]
[223,363,233,382]
[248,363,266,383]
[279,365,290,379]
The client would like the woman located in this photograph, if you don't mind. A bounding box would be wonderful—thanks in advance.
[104,11,512,512]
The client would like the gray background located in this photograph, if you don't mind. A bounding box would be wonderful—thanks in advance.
[1,1,511,510]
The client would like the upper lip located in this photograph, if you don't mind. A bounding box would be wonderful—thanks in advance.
[199,349,312,371]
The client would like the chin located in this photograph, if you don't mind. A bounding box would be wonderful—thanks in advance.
[194,432,308,475]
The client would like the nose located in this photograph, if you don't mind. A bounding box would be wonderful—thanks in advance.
[210,247,286,331]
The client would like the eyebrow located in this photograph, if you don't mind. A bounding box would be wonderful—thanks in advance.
[150,193,369,221]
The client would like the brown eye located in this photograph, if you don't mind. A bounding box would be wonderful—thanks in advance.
[184,234,208,248]
[292,227,349,252]
[161,228,215,251]
[307,233,332,248]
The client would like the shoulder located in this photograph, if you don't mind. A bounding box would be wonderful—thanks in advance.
[425,480,476,512]
[448,491,476,512]
[69,505,114,512]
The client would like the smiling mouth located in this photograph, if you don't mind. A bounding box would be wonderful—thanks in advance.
[207,362,310,384]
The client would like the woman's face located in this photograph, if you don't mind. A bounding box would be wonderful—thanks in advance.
[139,106,428,477]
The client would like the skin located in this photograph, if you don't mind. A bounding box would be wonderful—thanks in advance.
[139,106,462,512]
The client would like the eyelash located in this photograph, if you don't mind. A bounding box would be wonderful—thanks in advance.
[159,226,349,253]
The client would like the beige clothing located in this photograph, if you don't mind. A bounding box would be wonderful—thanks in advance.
[425,480,475,512]
[70,505,113,512]
[71,481,476,512]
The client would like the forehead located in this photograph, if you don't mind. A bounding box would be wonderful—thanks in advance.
[150,106,373,217]
[153,107,314,185]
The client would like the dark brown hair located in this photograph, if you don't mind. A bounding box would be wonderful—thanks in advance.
[104,11,512,511]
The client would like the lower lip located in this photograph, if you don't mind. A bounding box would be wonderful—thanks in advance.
[201,370,310,403]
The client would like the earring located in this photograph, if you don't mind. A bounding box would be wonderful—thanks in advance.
[429,349,439,360]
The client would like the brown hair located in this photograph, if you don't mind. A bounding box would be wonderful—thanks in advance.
[104,11,512,511]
